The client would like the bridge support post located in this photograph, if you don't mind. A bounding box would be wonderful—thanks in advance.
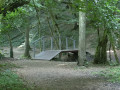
[73,40,76,49]
[59,53,62,60]
[33,43,36,58]
[66,38,68,49]
[51,37,53,50]
[59,37,61,50]
[42,38,45,51]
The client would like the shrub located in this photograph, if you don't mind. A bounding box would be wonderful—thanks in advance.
[0,70,27,90]
[99,66,120,83]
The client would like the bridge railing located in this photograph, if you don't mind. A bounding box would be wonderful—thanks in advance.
[32,36,77,58]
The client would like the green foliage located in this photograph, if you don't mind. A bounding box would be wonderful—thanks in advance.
[99,66,120,83]
[0,7,27,33]
[73,0,120,31]
[0,63,29,90]
[20,54,31,59]
[0,49,5,59]
[0,63,17,70]
[0,70,27,90]
[108,61,119,66]
[0,53,4,59]
[0,7,28,47]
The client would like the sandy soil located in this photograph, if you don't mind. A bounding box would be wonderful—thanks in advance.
[12,60,120,90]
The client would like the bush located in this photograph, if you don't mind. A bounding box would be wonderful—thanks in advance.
[0,52,4,59]
[0,70,27,90]
[99,66,120,83]
[0,63,29,90]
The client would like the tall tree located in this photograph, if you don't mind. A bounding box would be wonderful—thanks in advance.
[24,24,31,58]
[92,0,120,64]
[7,33,13,58]
[78,0,86,66]
[73,0,120,64]
[32,0,42,51]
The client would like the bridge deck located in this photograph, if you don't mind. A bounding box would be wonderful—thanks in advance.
[61,49,78,53]
[33,49,78,60]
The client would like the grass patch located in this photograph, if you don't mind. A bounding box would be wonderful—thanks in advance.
[0,62,17,69]
[0,70,27,90]
[0,62,29,90]
[98,66,120,83]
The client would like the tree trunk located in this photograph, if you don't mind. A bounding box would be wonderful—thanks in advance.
[49,10,61,38]
[48,9,61,49]
[108,33,119,64]
[78,11,86,66]
[47,17,59,49]
[7,34,13,58]
[94,30,108,64]
[112,43,119,64]
[32,0,41,52]
[24,26,31,58]
[109,42,112,61]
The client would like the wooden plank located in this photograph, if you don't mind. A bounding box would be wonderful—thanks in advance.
[34,50,61,60]
[61,49,78,53]
[33,49,78,60]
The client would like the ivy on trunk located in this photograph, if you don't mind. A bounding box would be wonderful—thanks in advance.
[94,30,108,64]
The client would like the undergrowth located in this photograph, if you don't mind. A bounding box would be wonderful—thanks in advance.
[0,62,29,90]
[98,66,120,83]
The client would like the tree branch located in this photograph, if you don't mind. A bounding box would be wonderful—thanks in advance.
[0,0,30,16]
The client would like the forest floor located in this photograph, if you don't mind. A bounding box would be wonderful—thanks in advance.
[2,47,120,90]
[11,60,120,90]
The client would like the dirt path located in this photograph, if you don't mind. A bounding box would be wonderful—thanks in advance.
[12,60,120,90]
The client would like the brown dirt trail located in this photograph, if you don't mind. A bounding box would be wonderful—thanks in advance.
[12,60,120,90]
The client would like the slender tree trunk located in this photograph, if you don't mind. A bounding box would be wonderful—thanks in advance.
[94,30,108,64]
[47,17,59,49]
[108,33,119,64]
[49,10,61,38]
[78,11,86,66]
[7,34,13,58]
[24,26,31,58]
[112,43,119,64]
[97,28,100,43]
[109,42,112,61]
[48,10,61,48]
[32,0,41,51]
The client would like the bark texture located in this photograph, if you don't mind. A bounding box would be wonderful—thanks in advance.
[94,30,108,64]
[8,34,14,58]
[78,11,86,66]
[24,26,31,58]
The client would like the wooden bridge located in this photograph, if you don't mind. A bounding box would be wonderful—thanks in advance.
[32,36,78,60]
